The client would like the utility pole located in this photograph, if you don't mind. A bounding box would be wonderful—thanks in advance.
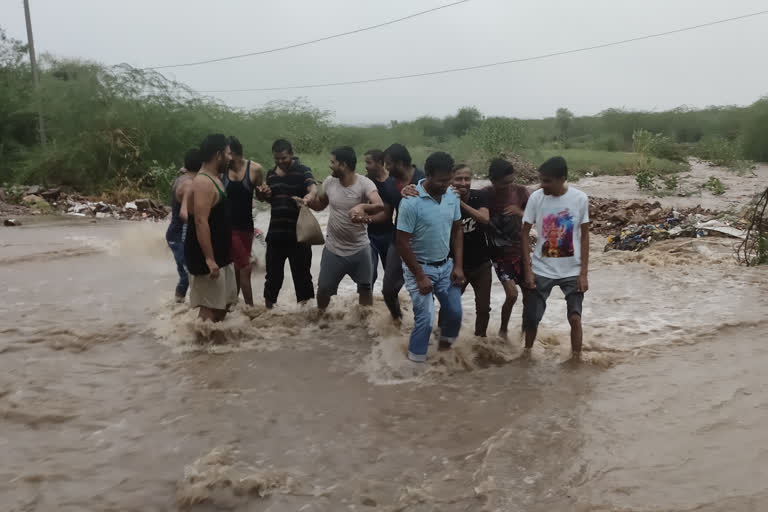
[23,0,47,146]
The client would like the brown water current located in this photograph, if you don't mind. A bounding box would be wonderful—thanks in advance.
[1,202,767,511]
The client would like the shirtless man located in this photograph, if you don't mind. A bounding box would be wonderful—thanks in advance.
[223,136,264,306]
[166,148,201,302]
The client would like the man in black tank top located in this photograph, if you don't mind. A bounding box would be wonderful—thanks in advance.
[184,134,238,327]
[224,136,265,307]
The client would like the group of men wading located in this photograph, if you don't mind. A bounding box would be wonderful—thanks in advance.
[166,134,591,362]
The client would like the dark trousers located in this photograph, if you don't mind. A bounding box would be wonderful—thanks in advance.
[382,242,404,319]
[438,262,492,337]
[167,239,189,298]
[264,241,315,304]
[368,232,393,286]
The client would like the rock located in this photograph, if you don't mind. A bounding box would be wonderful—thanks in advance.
[25,185,42,195]
[609,210,629,224]
[94,201,113,213]
[22,194,45,205]
[361,497,377,507]
[40,188,61,201]
[647,208,664,220]
[625,199,645,210]
[135,199,151,212]
[0,188,6,201]
[4,218,21,226]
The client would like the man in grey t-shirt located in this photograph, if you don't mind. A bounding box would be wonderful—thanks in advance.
[308,146,384,310]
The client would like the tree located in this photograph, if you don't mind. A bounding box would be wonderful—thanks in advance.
[555,107,574,142]
[446,106,482,137]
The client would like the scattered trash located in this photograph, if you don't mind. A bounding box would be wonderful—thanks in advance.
[63,196,168,221]
[602,201,746,252]
[3,219,21,226]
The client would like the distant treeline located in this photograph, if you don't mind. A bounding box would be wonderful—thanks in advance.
[1,26,766,197]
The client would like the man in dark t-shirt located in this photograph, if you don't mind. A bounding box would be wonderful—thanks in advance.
[257,139,317,308]
[450,164,492,336]
[368,143,425,321]
[364,149,395,286]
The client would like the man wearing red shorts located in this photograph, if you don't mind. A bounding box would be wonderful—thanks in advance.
[224,136,265,306]
[485,158,530,338]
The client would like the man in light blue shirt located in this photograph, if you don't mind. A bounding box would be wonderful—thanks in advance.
[396,152,465,362]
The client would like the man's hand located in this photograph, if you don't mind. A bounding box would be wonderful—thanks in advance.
[503,205,524,216]
[524,270,536,290]
[257,184,272,201]
[451,267,466,287]
[302,192,316,206]
[416,274,433,295]
[401,184,418,198]
[577,273,589,293]
[206,258,220,280]
[349,204,370,224]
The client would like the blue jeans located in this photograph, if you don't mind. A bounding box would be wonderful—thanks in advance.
[167,239,189,298]
[403,259,463,362]
[368,232,393,286]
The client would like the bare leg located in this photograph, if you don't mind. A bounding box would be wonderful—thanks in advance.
[499,280,519,338]
[568,313,583,355]
[359,291,373,307]
[317,294,331,311]
[198,306,216,322]
[524,325,537,349]
[239,265,254,306]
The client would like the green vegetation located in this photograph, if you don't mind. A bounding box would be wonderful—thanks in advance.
[704,176,727,196]
[1,26,767,203]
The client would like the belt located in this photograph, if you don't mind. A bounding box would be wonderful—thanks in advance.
[418,257,448,267]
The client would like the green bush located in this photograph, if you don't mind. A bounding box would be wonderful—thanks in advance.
[695,137,744,167]
[704,176,727,195]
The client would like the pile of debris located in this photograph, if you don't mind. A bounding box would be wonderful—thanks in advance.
[590,197,747,252]
[64,197,168,220]
[0,185,170,224]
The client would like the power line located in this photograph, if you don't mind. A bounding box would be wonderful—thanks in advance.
[147,0,471,70]
[199,9,768,93]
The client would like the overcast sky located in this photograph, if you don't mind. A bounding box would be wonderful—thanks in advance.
[2,0,767,124]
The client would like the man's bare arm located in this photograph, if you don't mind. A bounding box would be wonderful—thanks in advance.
[179,181,192,222]
[249,161,265,187]
[578,223,590,292]
[357,190,385,215]
[367,204,393,224]
[396,230,424,280]
[521,222,535,289]
[307,192,329,211]
[193,178,216,266]
[460,201,489,225]
[450,220,464,270]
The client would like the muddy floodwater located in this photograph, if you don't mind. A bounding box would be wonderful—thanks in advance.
[2,176,768,511]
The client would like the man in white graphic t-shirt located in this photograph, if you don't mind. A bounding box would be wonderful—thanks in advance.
[520,156,590,358]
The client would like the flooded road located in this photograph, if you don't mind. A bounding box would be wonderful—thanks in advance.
[1,207,767,511]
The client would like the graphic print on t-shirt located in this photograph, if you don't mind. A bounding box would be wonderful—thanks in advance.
[541,208,575,258]
[462,216,477,233]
